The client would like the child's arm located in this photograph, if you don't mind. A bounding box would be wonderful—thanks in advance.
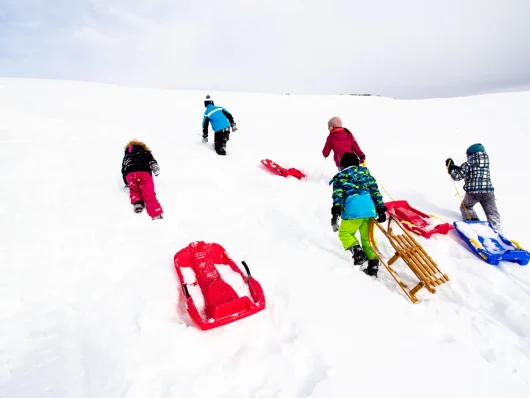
[121,157,128,186]
[322,135,332,158]
[449,162,469,181]
[367,173,385,209]
[147,152,160,176]
[202,114,210,137]
[330,176,345,210]
[221,108,235,125]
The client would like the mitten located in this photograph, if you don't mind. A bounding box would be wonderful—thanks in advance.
[331,215,340,232]
[376,206,387,223]
[151,163,160,176]
[231,123,238,132]
[445,158,456,172]
[331,204,342,216]
[202,135,208,144]
[331,204,341,232]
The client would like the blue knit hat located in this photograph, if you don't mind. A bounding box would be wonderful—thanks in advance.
[466,143,485,156]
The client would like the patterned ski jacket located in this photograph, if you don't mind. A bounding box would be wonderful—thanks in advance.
[202,104,235,135]
[449,151,494,193]
[329,166,384,220]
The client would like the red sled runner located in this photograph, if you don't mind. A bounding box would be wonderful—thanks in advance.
[174,241,265,331]
[385,200,454,239]
[260,159,305,180]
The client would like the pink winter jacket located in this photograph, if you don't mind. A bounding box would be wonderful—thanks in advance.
[322,127,366,167]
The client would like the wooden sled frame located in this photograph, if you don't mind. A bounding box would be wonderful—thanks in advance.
[368,214,450,303]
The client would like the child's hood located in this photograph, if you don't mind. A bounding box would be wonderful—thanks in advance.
[124,140,151,153]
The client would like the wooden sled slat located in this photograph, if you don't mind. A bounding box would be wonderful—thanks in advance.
[368,214,450,303]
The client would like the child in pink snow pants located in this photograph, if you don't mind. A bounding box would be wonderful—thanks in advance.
[121,140,163,220]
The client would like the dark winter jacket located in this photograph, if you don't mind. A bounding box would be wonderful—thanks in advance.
[449,151,494,193]
[121,142,158,185]
[329,166,384,220]
[322,128,365,167]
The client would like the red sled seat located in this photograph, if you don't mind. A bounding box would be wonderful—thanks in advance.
[174,241,266,330]
[385,200,453,239]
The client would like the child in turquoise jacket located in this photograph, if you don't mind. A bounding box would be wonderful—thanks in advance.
[329,152,387,277]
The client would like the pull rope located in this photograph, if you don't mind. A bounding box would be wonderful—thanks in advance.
[446,160,471,220]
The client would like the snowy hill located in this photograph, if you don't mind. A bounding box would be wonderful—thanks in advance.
[1,77,529,398]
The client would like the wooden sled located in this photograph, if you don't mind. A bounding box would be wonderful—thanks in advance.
[368,214,450,303]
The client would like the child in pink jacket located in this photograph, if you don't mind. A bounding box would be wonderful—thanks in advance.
[322,116,366,170]
[121,140,164,220]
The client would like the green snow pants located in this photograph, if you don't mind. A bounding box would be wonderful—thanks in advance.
[338,218,377,260]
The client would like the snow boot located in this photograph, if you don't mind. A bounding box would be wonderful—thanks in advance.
[349,245,368,265]
[363,259,379,277]
[152,215,164,220]
[133,201,145,213]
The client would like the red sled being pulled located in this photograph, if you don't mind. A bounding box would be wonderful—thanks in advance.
[385,200,454,239]
[260,159,305,180]
[174,241,265,330]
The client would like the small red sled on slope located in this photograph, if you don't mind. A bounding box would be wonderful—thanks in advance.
[174,241,266,331]
[260,159,305,180]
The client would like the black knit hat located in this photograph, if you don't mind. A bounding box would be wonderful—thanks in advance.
[340,152,359,169]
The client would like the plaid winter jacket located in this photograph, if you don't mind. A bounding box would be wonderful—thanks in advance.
[329,166,384,219]
[449,152,494,193]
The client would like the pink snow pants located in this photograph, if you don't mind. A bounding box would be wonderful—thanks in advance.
[126,171,163,218]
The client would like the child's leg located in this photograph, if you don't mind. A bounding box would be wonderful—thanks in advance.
[461,193,480,221]
[126,172,143,205]
[214,131,226,154]
[338,219,363,250]
[479,192,502,230]
[138,172,163,218]
[358,218,378,260]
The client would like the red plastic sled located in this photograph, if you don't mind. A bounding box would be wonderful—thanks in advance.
[174,241,265,331]
[385,200,454,239]
[260,159,305,180]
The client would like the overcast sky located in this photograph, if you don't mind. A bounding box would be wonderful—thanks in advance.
[0,0,529,98]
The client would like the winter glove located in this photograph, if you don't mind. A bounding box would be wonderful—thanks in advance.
[445,158,456,172]
[376,206,387,223]
[151,163,160,177]
[331,204,342,232]
[231,123,238,132]
[331,215,340,232]
[202,135,208,144]
[331,204,342,216]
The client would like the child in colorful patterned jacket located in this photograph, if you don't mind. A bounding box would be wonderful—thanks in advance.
[329,152,387,277]
[446,143,502,231]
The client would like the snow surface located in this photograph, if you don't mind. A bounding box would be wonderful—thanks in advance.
[456,222,515,253]
[1,77,530,398]
[215,264,253,301]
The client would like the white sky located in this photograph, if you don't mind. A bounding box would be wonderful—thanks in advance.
[0,0,529,98]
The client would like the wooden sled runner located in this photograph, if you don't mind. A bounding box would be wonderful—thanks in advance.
[368,214,450,303]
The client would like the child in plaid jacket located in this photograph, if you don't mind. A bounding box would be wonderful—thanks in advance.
[446,143,502,231]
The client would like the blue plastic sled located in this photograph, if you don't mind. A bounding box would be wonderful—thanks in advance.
[453,220,530,266]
